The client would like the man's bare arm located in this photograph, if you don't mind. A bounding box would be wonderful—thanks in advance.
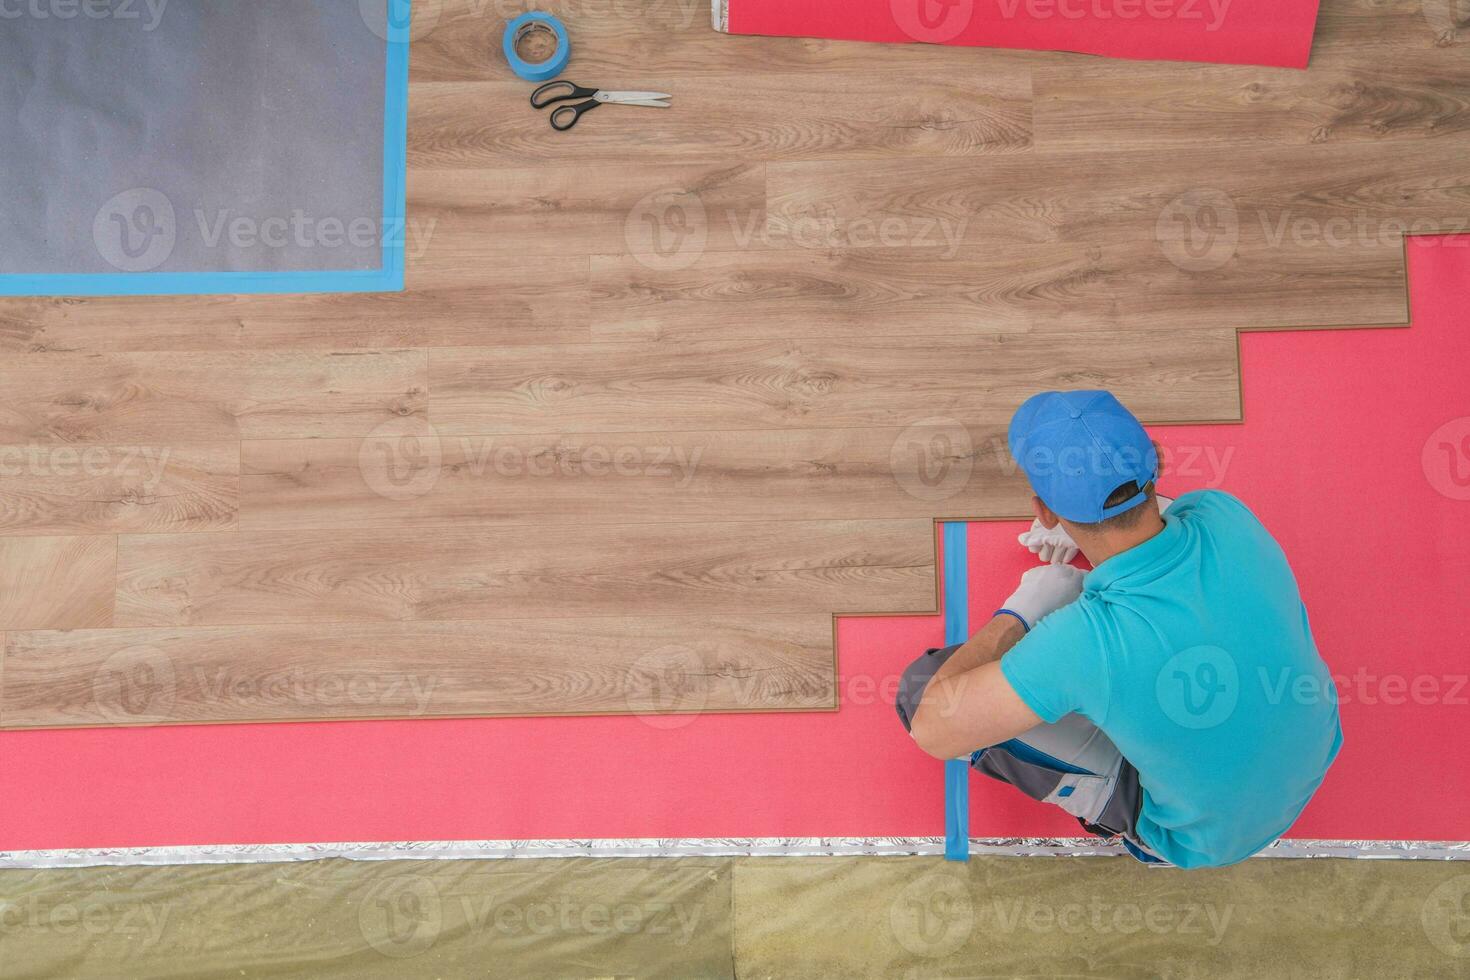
[931,613,1026,683]
[909,614,1043,759]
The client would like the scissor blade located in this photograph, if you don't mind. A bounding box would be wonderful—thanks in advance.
[599,91,673,105]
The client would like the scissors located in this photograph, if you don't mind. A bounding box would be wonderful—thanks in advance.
[530,80,672,132]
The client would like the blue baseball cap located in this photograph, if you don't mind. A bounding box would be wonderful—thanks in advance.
[1007,390,1159,523]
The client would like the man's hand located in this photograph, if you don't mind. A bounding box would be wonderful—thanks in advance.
[1017,519,1079,565]
[998,563,1086,631]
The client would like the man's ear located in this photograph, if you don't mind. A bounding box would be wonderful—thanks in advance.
[1032,495,1061,530]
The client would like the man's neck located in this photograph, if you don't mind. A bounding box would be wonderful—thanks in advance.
[1078,509,1167,568]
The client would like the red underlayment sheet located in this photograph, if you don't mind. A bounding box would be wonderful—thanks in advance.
[723,0,1321,69]
[2,235,1466,853]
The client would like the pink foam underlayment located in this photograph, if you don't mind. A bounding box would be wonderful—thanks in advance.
[724,0,1321,69]
[2,236,1466,852]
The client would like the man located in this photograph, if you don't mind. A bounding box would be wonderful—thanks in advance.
[895,390,1342,868]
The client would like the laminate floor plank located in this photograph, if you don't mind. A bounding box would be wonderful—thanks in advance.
[1311,0,1470,74]
[0,443,238,537]
[1033,62,1470,152]
[585,241,1406,342]
[410,72,1032,169]
[428,329,1241,436]
[0,350,427,444]
[408,161,768,259]
[0,258,588,355]
[0,615,836,727]
[768,138,1470,252]
[238,423,1029,533]
[114,519,937,627]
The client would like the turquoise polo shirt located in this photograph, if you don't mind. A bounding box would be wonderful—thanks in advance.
[1000,489,1343,868]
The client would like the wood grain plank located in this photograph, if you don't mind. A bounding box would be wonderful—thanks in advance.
[114,519,935,627]
[768,139,1470,251]
[0,350,427,444]
[586,241,1406,342]
[239,423,1031,532]
[0,535,115,630]
[1311,0,1470,74]
[410,73,1031,168]
[408,161,767,259]
[0,443,237,536]
[0,257,588,354]
[0,616,836,727]
[429,329,1240,436]
[1033,63,1470,152]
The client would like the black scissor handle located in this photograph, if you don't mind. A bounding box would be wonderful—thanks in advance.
[531,80,598,109]
[549,99,599,131]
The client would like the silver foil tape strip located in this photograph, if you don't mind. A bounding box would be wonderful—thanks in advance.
[2,837,1468,870]
[712,0,728,32]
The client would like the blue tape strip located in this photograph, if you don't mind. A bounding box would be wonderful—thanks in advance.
[503,12,571,82]
[942,522,970,862]
[0,269,401,298]
[0,1,412,298]
[944,758,969,862]
[379,0,411,292]
[943,522,969,649]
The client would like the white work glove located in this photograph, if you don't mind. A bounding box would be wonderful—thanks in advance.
[1017,495,1176,565]
[998,564,1086,631]
[1016,521,1079,565]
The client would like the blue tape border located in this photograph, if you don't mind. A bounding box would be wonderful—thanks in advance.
[941,522,970,862]
[0,3,411,298]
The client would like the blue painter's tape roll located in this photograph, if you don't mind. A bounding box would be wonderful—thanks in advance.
[503,12,570,82]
